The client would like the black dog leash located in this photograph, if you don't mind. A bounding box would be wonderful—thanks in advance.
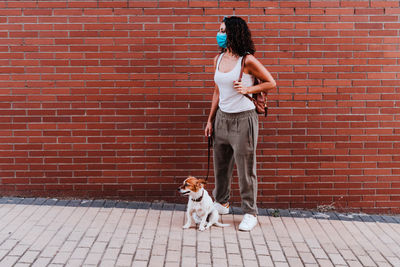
[206,135,212,181]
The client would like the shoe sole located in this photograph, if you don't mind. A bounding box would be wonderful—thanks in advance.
[214,203,230,215]
[238,226,254,231]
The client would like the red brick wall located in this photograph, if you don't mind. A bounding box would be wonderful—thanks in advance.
[1,0,399,214]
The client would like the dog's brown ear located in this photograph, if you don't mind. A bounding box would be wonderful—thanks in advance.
[198,179,207,186]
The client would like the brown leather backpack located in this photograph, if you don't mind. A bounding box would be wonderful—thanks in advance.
[238,55,268,117]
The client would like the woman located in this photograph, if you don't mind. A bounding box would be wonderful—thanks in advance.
[205,16,276,231]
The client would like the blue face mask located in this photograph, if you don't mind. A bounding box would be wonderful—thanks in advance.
[216,32,227,48]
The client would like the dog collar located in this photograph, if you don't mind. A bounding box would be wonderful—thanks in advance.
[192,190,204,202]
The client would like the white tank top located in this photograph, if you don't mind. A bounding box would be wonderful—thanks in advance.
[214,53,255,113]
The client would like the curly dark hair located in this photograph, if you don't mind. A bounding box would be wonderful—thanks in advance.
[222,16,255,57]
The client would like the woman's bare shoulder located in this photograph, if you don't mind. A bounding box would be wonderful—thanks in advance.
[214,55,219,62]
[245,54,259,65]
[213,53,222,66]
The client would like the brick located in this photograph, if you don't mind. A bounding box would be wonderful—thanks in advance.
[0,0,398,213]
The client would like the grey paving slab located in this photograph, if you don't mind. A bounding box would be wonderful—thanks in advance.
[55,199,70,206]
[91,199,105,208]
[33,198,48,205]
[150,202,163,210]
[231,206,243,215]
[67,200,82,207]
[5,197,24,204]
[174,204,186,211]
[258,208,268,216]
[21,198,36,205]
[116,201,129,209]
[104,200,117,208]
[0,198,399,266]
[381,215,398,224]
[43,198,58,206]
[79,200,93,207]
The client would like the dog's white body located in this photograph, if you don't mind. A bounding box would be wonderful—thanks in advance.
[181,187,229,231]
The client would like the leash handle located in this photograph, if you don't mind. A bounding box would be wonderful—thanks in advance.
[206,135,212,181]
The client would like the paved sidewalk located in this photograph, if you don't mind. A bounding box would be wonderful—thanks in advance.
[0,198,400,266]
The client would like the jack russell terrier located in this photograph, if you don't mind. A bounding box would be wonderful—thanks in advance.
[178,176,229,231]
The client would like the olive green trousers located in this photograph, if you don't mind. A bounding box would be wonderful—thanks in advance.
[212,108,259,216]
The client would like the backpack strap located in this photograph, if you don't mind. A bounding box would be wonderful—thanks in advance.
[239,55,256,102]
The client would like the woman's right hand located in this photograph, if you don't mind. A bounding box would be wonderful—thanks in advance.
[205,121,213,137]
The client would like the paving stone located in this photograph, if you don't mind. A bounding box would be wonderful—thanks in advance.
[162,203,175,211]
[391,216,400,223]
[70,247,90,259]
[91,199,105,208]
[115,201,129,209]
[9,244,29,256]
[387,257,400,266]
[166,250,180,262]
[274,262,289,267]
[99,259,116,267]
[288,210,303,218]
[55,200,70,206]
[270,250,287,262]
[310,248,328,259]
[231,206,243,215]
[21,198,36,205]
[328,253,347,265]
[243,259,258,267]
[116,253,134,266]
[358,214,375,223]
[138,202,151,209]
[148,255,165,267]
[299,252,317,264]
[32,257,52,267]
[258,208,268,216]
[43,198,58,205]
[150,202,163,210]
[287,257,303,266]
[370,214,385,223]
[227,254,243,266]
[258,255,274,266]
[19,250,40,263]
[51,252,71,264]
[104,200,117,208]
[326,212,340,220]
[67,259,84,266]
[298,210,313,218]
[197,252,211,264]
[165,262,180,267]
[182,256,196,267]
[278,209,291,217]
[174,204,186,211]
[380,215,397,223]
[282,246,298,258]
[0,198,398,267]
[67,200,82,207]
[103,248,120,260]
[346,260,363,267]
[0,256,19,266]
[126,201,141,209]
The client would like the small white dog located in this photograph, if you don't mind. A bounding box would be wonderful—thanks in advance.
[178,176,229,231]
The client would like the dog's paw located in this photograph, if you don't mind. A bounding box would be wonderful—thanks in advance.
[183,224,190,229]
[198,226,205,231]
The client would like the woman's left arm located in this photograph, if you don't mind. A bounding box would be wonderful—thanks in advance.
[234,54,276,95]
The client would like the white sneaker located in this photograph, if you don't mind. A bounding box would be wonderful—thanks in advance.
[214,202,230,215]
[239,214,257,231]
